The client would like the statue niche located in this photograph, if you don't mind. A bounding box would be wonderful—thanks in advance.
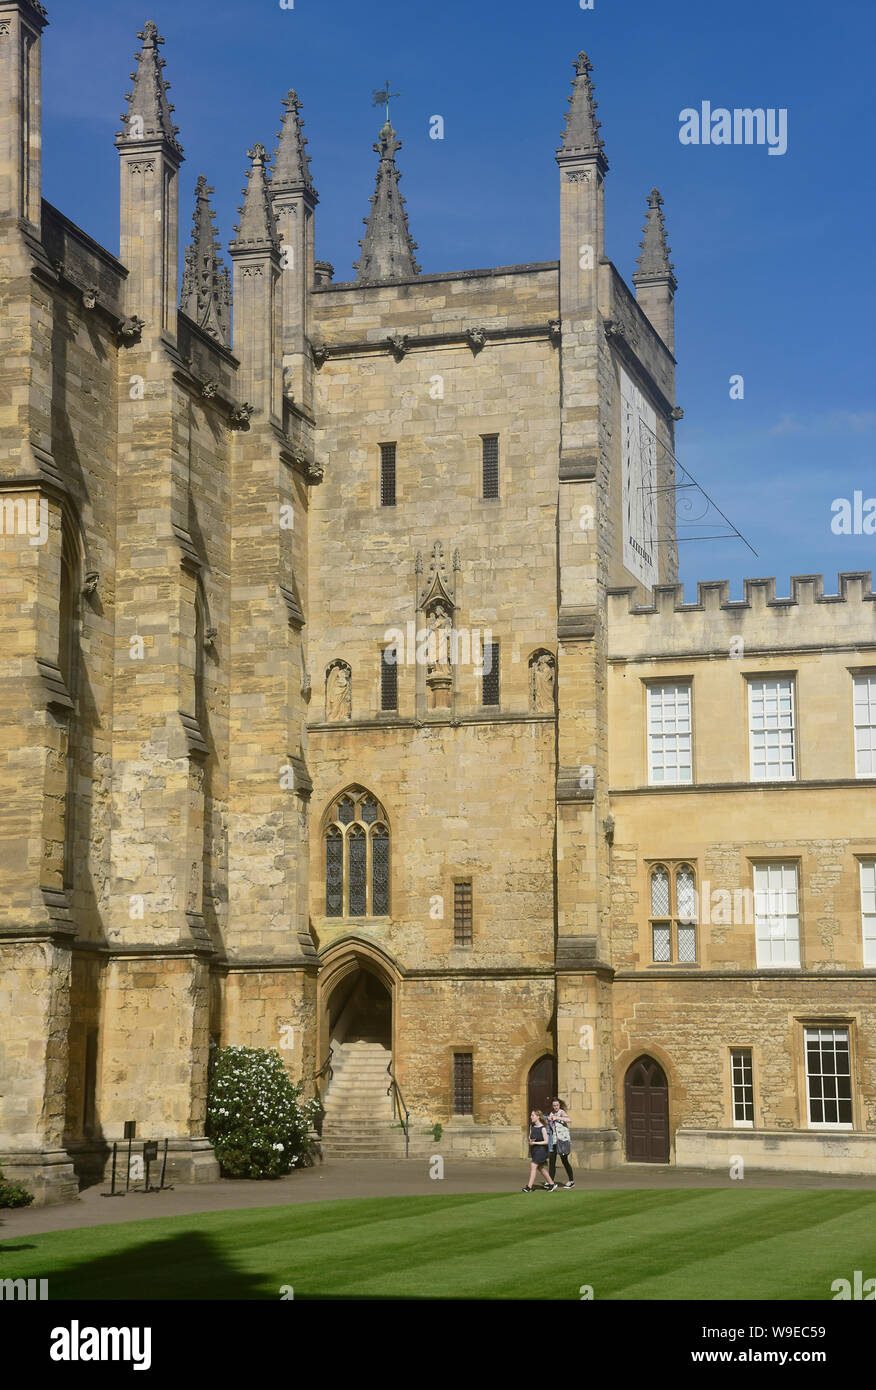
[425,600,453,709]
[326,660,352,721]
[530,650,556,713]
[416,540,459,712]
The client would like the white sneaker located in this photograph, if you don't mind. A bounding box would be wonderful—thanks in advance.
[564,1181,575,1188]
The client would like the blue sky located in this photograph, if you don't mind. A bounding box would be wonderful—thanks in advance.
[40,0,875,595]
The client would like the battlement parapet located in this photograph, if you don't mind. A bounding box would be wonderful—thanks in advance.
[607,573,876,660]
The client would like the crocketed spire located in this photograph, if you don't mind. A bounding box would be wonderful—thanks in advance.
[180,175,231,344]
[558,50,606,166]
[271,89,315,194]
[230,144,279,251]
[354,119,420,283]
[117,20,183,156]
[633,188,677,289]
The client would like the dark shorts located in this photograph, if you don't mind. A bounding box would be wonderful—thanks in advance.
[531,1145,548,1164]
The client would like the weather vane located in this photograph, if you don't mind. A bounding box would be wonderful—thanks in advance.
[372,80,400,123]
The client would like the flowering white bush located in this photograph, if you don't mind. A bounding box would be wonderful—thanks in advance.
[206,1045,321,1179]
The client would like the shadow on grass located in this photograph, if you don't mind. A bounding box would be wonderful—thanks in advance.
[24,1230,270,1301]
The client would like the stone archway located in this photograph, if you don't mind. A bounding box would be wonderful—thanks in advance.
[326,964,391,1050]
[317,945,402,1158]
[317,939,401,1072]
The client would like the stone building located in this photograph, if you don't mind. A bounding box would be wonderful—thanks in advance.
[0,5,873,1202]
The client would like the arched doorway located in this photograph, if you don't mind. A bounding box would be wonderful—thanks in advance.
[527,1054,557,1119]
[319,962,396,1155]
[624,1055,670,1162]
[326,965,391,1050]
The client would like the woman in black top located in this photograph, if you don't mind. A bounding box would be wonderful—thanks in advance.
[523,1110,558,1192]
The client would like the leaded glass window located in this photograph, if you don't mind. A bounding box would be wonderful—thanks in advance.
[372,825,390,914]
[326,827,343,917]
[651,867,670,917]
[323,788,390,917]
[676,866,696,921]
[348,826,366,916]
[649,861,698,964]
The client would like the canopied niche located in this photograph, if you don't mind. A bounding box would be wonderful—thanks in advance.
[416,541,458,711]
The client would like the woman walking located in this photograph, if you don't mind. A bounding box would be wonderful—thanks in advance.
[523,1109,558,1192]
[547,1098,575,1188]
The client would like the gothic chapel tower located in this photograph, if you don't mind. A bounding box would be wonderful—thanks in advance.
[1,15,693,1199]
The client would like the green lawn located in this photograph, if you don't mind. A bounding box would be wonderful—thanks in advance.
[2,1190,875,1299]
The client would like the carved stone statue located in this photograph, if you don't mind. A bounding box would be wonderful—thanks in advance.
[326,664,351,721]
[426,604,452,676]
[532,653,556,712]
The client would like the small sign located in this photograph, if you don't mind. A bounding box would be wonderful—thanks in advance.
[143,1141,158,1163]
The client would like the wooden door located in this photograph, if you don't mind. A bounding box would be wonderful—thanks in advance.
[625,1056,670,1162]
[527,1055,557,1119]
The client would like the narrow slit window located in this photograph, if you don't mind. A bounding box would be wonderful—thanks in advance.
[380,442,396,507]
[453,1053,473,1114]
[381,647,398,711]
[482,642,500,707]
[454,881,473,946]
[482,435,499,499]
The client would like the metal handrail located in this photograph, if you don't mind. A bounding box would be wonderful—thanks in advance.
[311,1047,334,1086]
[386,1060,410,1158]
[306,1048,333,1141]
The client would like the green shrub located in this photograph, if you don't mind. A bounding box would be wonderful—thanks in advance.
[206,1045,320,1179]
[430,1122,443,1143]
[0,1163,34,1208]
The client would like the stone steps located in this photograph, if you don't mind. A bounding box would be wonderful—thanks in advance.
[320,1040,406,1160]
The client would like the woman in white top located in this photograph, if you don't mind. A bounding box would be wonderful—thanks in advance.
[547,1098,575,1188]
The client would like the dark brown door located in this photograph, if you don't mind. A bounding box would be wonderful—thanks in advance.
[527,1055,557,1118]
[625,1056,670,1162]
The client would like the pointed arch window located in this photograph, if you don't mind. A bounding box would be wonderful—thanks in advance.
[649,861,698,963]
[324,787,390,917]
